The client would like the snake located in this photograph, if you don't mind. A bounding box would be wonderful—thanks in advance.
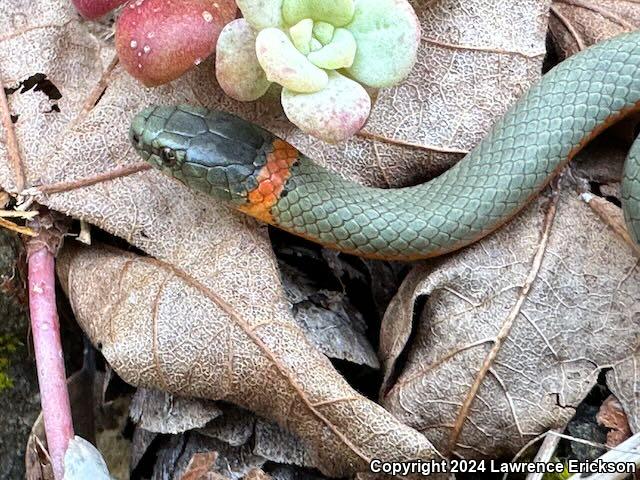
[130,31,640,261]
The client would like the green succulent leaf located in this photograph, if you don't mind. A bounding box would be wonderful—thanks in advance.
[307,28,356,70]
[345,0,420,88]
[282,0,355,27]
[227,0,420,143]
[312,21,335,45]
[309,38,323,52]
[216,19,272,102]
[256,27,328,93]
[236,0,284,30]
[289,18,314,55]
[281,71,371,144]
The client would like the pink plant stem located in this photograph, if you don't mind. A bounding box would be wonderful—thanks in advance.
[28,245,74,480]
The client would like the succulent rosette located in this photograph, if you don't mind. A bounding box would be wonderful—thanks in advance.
[215,0,420,143]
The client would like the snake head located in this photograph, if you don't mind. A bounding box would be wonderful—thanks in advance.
[130,105,277,204]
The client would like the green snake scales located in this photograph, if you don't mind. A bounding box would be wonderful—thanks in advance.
[130,31,640,260]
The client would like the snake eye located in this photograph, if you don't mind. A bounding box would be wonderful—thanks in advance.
[161,147,177,166]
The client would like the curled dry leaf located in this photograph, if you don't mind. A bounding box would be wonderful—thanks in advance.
[596,395,632,447]
[280,262,379,369]
[154,432,265,480]
[57,244,438,475]
[380,186,640,457]
[198,403,316,468]
[606,358,640,435]
[129,388,222,435]
[549,0,640,58]
[253,418,315,468]
[132,391,318,470]
[198,404,255,447]
[181,450,219,480]
[244,469,272,480]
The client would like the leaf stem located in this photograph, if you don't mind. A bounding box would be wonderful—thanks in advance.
[27,218,73,479]
[0,71,25,192]
[38,162,151,195]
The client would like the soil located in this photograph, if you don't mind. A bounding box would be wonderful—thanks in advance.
[0,231,39,480]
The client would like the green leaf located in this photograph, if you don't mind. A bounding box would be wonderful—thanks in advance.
[256,27,328,93]
[236,0,284,30]
[290,18,313,55]
[345,0,420,88]
[215,19,272,102]
[312,21,335,45]
[282,71,371,143]
[282,0,355,27]
[308,28,356,70]
[310,38,323,51]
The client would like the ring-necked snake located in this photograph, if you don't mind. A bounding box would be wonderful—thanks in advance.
[130,31,640,261]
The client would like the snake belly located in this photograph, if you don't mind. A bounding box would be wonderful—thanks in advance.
[131,31,640,261]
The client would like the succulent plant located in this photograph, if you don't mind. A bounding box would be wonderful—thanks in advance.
[115,0,236,87]
[216,0,420,143]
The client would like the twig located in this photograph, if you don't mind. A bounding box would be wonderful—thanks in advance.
[0,217,35,236]
[448,193,559,453]
[27,211,73,480]
[526,431,561,480]
[504,431,554,480]
[0,209,39,219]
[38,162,151,195]
[70,54,119,129]
[580,193,640,257]
[0,70,25,191]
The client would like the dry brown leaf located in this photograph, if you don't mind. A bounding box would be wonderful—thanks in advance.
[182,451,219,480]
[130,427,157,473]
[198,405,255,448]
[244,469,271,480]
[253,419,315,468]
[135,396,316,469]
[606,357,640,435]
[380,183,640,458]
[596,395,632,446]
[129,388,222,435]
[550,0,640,58]
[280,262,379,369]
[57,243,438,475]
[154,433,265,480]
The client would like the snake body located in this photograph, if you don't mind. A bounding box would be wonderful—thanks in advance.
[131,31,640,260]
